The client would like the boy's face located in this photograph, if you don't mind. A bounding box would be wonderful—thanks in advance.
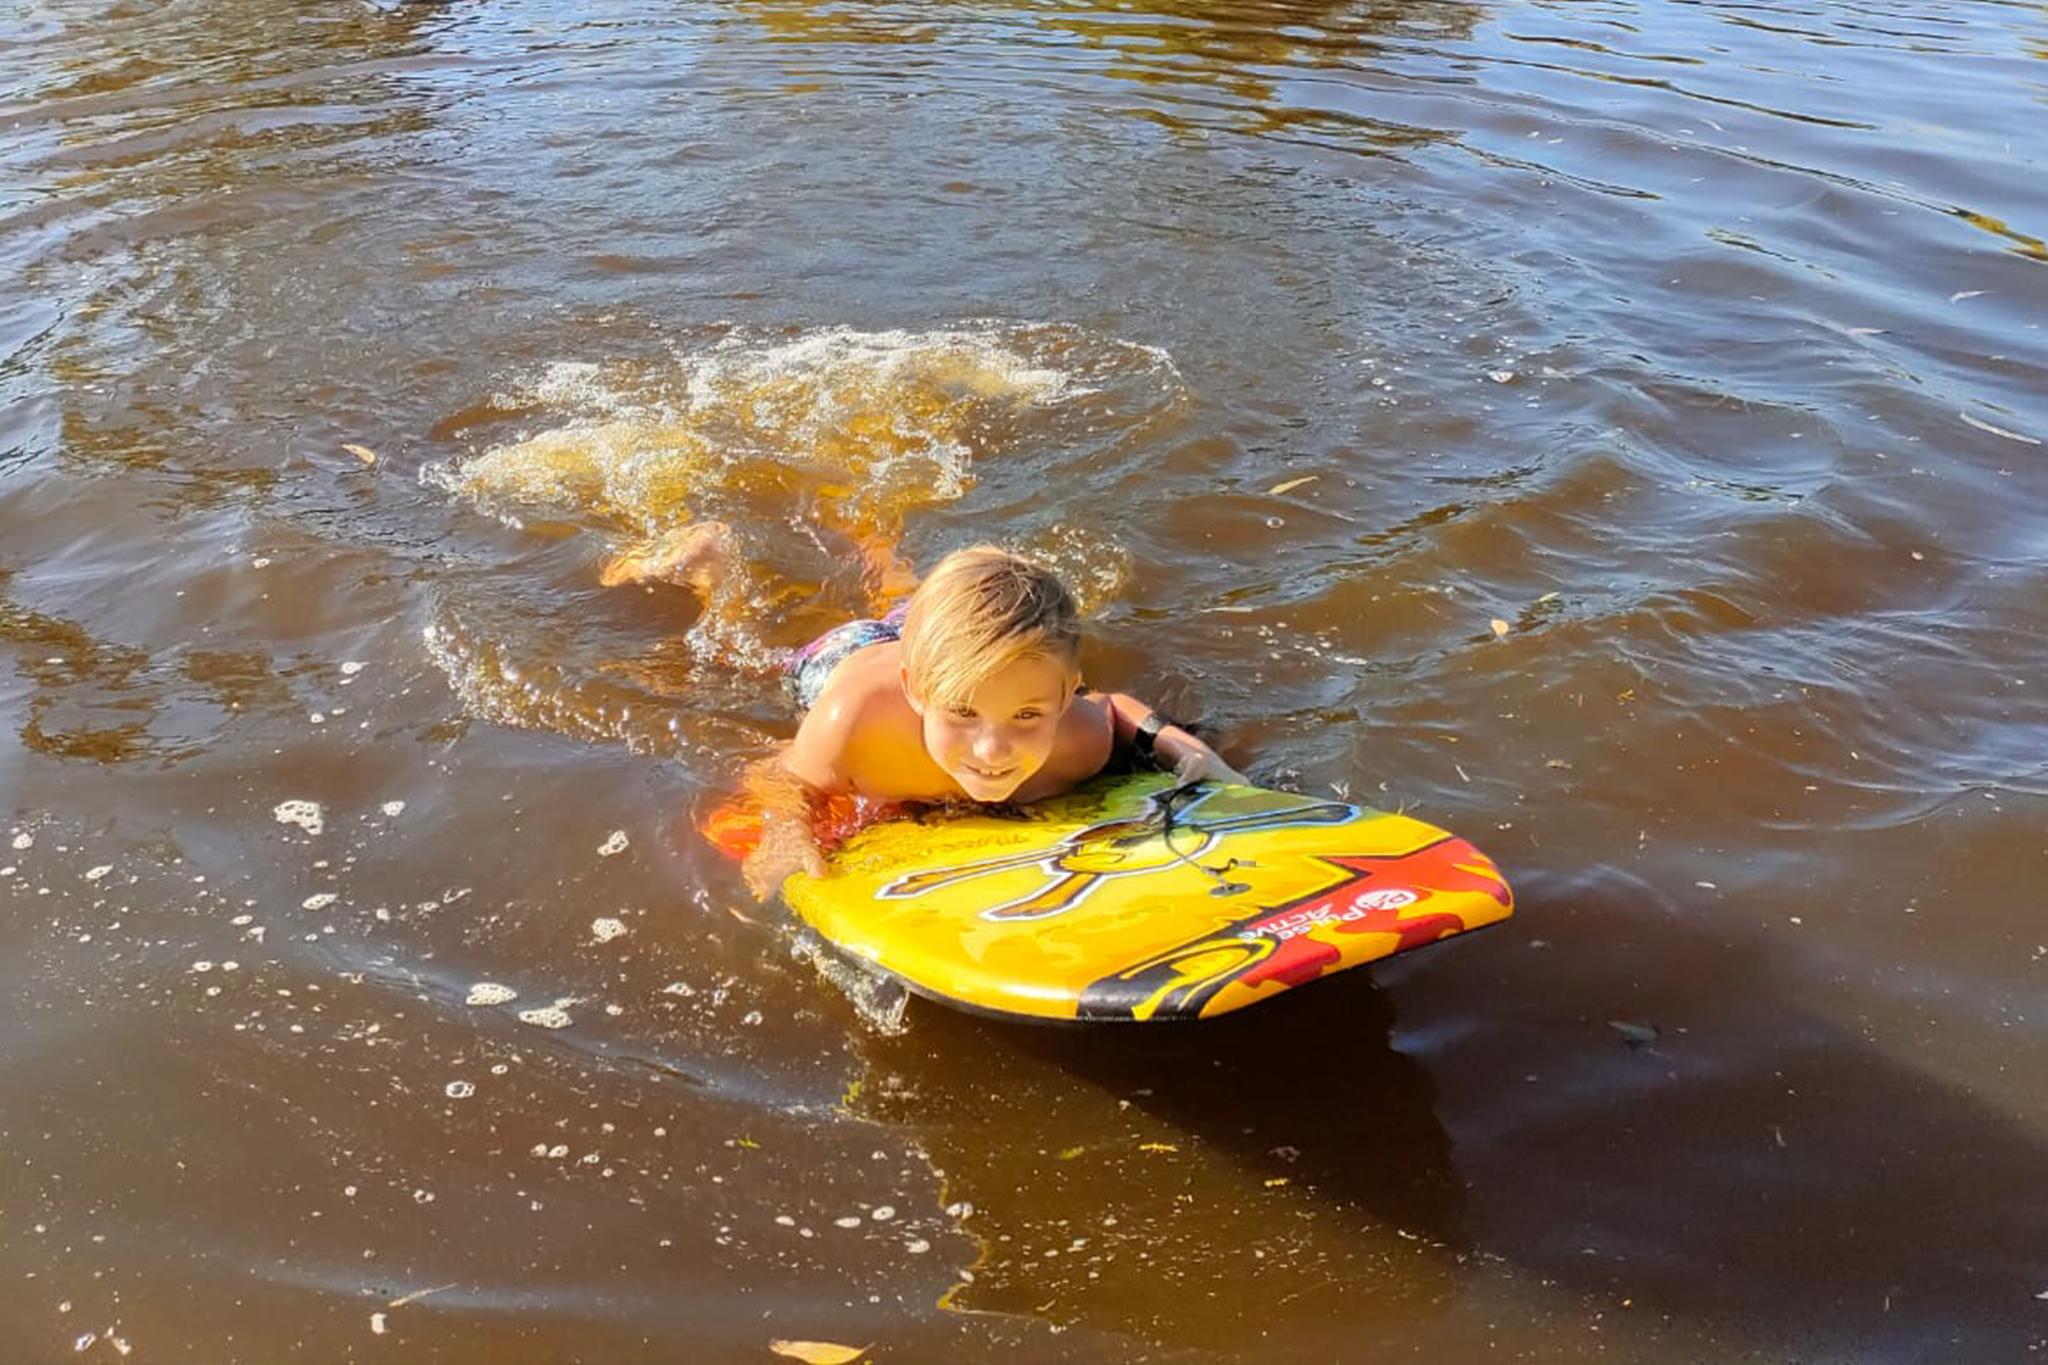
[906,652,1076,803]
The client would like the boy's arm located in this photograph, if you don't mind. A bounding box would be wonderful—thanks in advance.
[737,691,866,899]
[738,750,829,901]
[1098,692,1248,786]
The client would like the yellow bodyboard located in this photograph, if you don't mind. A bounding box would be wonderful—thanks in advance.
[782,774,1512,1022]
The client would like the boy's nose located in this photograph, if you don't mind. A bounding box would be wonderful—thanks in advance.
[972,729,1011,763]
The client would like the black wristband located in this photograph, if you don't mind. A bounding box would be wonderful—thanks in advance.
[1132,710,1168,757]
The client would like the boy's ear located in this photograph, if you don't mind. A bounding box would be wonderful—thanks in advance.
[900,664,927,717]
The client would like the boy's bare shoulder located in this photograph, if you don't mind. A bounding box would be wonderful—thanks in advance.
[788,644,925,791]
[822,644,916,728]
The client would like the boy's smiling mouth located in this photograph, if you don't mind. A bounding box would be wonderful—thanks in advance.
[958,763,1022,794]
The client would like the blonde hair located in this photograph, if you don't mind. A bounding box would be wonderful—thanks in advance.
[901,546,1080,707]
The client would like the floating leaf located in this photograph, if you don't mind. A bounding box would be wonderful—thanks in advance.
[1490,619,1510,637]
[387,1282,457,1308]
[342,442,377,465]
[769,1341,870,1364]
[1265,475,1318,496]
[1138,1141,1179,1153]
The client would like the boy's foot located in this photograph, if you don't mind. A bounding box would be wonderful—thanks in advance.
[600,520,733,591]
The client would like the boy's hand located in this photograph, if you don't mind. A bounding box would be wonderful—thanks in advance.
[741,818,827,901]
[1173,747,1248,788]
[736,751,831,901]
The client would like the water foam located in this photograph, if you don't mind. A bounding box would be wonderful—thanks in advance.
[424,323,1184,756]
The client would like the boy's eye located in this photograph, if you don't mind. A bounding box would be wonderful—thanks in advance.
[1014,709,1042,721]
[947,705,976,719]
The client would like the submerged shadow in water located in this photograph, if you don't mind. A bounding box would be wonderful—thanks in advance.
[1399,864,2048,1361]
[851,973,1465,1358]
[836,857,2048,1361]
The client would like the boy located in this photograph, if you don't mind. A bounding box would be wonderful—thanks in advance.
[742,544,1244,897]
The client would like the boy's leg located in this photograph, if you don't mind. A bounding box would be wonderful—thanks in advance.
[600,520,733,591]
[853,531,918,612]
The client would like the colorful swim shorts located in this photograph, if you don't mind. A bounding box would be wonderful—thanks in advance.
[783,602,910,711]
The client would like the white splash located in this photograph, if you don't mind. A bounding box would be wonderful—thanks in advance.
[273,800,324,836]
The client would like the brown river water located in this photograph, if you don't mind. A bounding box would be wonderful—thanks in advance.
[3,1,2045,1361]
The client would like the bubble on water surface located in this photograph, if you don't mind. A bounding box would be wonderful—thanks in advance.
[465,982,518,1006]
[302,893,337,911]
[12,832,32,850]
[517,1005,573,1029]
[597,831,628,857]
[273,801,324,836]
[445,1081,474,1099]
[380,800,406,818]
